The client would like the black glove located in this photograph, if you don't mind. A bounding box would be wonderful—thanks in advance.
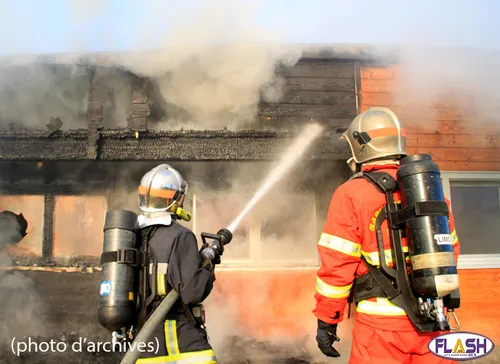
[212,254,222,265]
[316,319,341,358]
[199,241,223,265]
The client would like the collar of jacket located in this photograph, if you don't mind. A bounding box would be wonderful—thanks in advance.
[137,212,172,229]
[361,160,400,173]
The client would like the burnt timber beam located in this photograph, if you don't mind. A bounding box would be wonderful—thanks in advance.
[0,130,350,161]
[86,68,104,159]
[42,193,55,262]
[354,60,362,113]
[127,76,150,132]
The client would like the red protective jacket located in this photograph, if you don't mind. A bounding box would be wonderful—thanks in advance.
[313,163,461,332]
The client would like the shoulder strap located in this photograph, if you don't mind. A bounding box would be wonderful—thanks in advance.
[359,171,398,193]
[136,225,160,331]
[349,171,406,308]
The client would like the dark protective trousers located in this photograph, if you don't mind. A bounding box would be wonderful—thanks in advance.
[136,318,217,363]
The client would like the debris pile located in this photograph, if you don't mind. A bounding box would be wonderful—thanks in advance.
[216,335,324,364]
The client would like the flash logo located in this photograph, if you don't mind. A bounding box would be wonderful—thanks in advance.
[429,332,494,360]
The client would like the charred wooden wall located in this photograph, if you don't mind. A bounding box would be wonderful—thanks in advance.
[259,58,358,130]
[0,56,358,162]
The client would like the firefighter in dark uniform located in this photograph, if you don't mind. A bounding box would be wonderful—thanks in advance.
[135,164,218,364]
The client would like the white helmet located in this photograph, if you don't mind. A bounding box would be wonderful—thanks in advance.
[138,164,188,214]
[342,106,407,167]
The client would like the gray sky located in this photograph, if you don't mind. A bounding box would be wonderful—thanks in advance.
[0,0,498,55]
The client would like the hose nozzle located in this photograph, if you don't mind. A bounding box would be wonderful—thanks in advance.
[216,228,233,246]
[200,228,233,261]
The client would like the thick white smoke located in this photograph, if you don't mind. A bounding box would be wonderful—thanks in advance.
[0,0,302,131]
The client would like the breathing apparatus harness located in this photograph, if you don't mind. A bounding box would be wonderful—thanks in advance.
[98,202,234,351]
[98,207,208,346]
[347,154,461,333]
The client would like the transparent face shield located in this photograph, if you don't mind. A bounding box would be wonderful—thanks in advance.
[340,133,358,173]
[138,169,188,212]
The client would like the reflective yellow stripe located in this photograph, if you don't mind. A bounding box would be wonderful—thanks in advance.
[136,349,217,363]
[362,246,409,267]
[357,297,407,316]
[318,233,361,257]
[316,277,352,299]
[164,320,180,356]
[451,230,458,245]
[157,274,167,296]
[155,263,168,296]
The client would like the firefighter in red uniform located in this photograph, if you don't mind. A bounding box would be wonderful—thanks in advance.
[313,107,460,363]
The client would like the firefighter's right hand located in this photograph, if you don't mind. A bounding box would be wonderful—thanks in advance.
[316,319,341,358]
[200,241,223,265]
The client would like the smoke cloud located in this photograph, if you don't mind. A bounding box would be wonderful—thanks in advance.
[98,0,302,130]
[0,253,48,341]
[380,44,500,132]
[0,0,302,132]
[0,63,135,131]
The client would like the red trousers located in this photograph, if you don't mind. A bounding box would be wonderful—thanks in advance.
[348,319,458,364]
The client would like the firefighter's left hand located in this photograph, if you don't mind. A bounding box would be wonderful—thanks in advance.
[316,319,341,358]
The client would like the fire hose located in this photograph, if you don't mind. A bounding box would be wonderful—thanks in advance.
[120,229,232,364]
[120,289,179,364]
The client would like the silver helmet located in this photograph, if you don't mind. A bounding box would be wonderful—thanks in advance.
[342,106,407,166]
[138,164,188,213]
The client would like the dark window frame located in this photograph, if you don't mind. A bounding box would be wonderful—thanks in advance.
[441,172,500,269]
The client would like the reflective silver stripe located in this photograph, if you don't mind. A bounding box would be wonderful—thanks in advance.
[150,263,168,274]
[164,320,180,356]
[157,263,168,274]
[317,233,361,257]
[136,349,217,363]
[357,297,407,316]
[316,277,352,299]
[362,246,409,266]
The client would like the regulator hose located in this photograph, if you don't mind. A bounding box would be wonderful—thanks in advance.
[120,290,179,364]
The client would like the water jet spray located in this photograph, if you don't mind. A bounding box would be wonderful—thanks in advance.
[118,123,324,364]
[227,122,324,233]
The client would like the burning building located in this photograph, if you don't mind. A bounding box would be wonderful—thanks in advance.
[0,44,498,363]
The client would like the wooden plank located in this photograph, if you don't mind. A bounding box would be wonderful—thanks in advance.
[407,147,500,162]
[279,63,354,79]
[257,116,352,132]
[285,77,355,92]
[457,269,500,341]
[360,66,399,80]
[361,78,397,93]
[406,147,445,160]
[407,121,500,135]
[358,104,483,123]
[362,93,478,110]
[406,134,500,148]
[258,104,357,119]
[279,90,356,105]
[361,92,393,106]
